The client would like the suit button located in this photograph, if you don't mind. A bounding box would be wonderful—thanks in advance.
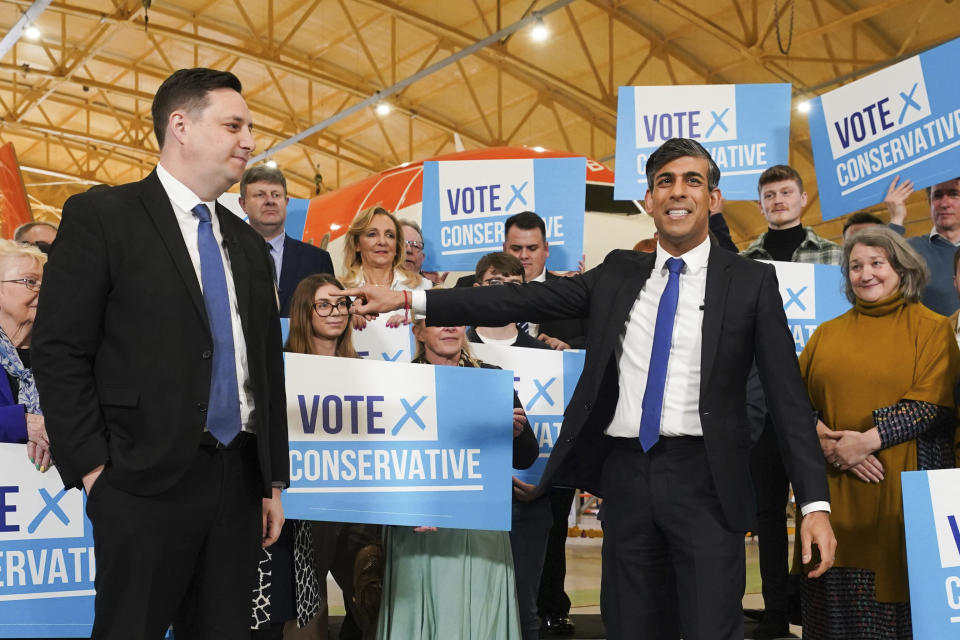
[202,350,212,359]
[197,402,207,412]
[565,437,574,444]
[584,402,593,411]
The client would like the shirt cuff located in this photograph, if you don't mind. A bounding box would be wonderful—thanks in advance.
[412,290,427,316]
[271,481,287,490]
[799,500,831,516]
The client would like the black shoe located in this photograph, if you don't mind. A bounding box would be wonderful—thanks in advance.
[542,615,576,636]
[752,610,791,639]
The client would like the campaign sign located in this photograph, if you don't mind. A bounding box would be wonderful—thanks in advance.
[282,353,516,530]
[766,262,850,355]
[614,83,792,201]
[808,37,960,220]
[0,445,95,637]
[469,343,584,485]
[420,158,586,272]
[902,469,960,638]
[351,318,416,363]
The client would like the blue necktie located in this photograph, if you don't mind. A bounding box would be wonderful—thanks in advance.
[193,204,242,445]
[638,257,685,452]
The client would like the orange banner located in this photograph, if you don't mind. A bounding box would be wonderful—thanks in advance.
[0,143,33,239]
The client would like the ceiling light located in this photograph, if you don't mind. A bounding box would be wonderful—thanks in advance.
[330,223,341,231]
[375,102,392,116]
[265,159,277,169]
[533,146,545,153]
[530,16,549,42]
[797,100,811,114]
[400,162,410,167]
[24,25,40,40]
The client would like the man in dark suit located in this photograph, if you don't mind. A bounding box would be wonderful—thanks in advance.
[32,68,288,639]
[345,138,836,640]
[239,166,333,317]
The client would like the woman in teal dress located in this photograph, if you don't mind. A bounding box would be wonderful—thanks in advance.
[376,323,538,640]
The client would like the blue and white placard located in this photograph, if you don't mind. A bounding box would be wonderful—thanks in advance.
[766,262,850,355]
[808,37,960,220]
[420,158,585,272]
[0,445,95,638]
[469,343,585,485]
[282,353,516,530]
[614,84,792,201]
[902,469,960,639]
[351,318,416,363]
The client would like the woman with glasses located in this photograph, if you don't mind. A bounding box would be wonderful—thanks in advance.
[0,239,51,472]
[252,273,381,639]
[342,207,430,330]
[376,321,538,640]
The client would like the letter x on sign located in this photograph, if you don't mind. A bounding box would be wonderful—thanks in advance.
[898,83,921,125]
[526,377,557,412]
[29,487,70,534]
[392,395,428,436]
[705,108,730,138]
[506,182,529,211]
[783,286,808,313]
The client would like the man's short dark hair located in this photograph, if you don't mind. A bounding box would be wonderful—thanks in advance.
[240,166,287,199]
[13,221,58,242]
[504,211,546,241]
[645,138,720,191]
[475,252,525,282]
[757,164,804,194]
[842,211,884,235]
[152,68,243,149]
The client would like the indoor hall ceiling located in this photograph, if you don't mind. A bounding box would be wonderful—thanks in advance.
[0,0,957,245]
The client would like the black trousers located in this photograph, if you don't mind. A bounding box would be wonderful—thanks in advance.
[537,486,575,618]
[86,441,262,639]
[599,437,745,640]
[750,420,795,616]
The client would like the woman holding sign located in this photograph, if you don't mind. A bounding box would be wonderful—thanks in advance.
[253,273,380,639]
[796,227,960,639]
[376,322,538,640]
[0,239,51,473]
[342,206,430,331]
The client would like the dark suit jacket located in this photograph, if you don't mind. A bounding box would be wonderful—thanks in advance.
[426,244,828,531]
[32,170,289,497]
[278,235,334,317]
[457,272,588,349]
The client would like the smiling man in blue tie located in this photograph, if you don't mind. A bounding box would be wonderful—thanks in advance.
[345,137,836,640]
[32,68,288,639]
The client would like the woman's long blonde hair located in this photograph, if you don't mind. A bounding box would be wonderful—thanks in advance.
[285,273,357,358]
[341,206,422,289]
[411,320,476,365]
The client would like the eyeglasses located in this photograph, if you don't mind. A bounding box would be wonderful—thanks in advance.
[313,300,350,316]
[405,240,424,251]
[1,278,41,292]
[480,277,520,286]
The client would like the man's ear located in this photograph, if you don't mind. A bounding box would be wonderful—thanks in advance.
[167,110,189,146]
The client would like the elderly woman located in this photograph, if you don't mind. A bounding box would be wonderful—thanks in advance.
[0,239,51,472]
[795,227,960,639]
[376,322,538,640]
[342,207,430,329]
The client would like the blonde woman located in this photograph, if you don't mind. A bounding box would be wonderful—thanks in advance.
[341,207,430,329]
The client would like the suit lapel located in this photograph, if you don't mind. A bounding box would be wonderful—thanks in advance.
[277,235,295,294]
[217,204,251,331]
[139,171,208,327]
[700,244,733,391]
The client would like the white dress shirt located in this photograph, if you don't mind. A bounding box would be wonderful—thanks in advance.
[606,239,709,438]
[156,164,256,433]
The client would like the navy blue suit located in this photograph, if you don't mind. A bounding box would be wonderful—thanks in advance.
[277,235,334,317]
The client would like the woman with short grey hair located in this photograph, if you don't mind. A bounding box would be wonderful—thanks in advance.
[0,239,51,471]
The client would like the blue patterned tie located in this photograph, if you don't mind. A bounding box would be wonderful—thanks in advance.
[638,257,685,452]
[193,204,241,445]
